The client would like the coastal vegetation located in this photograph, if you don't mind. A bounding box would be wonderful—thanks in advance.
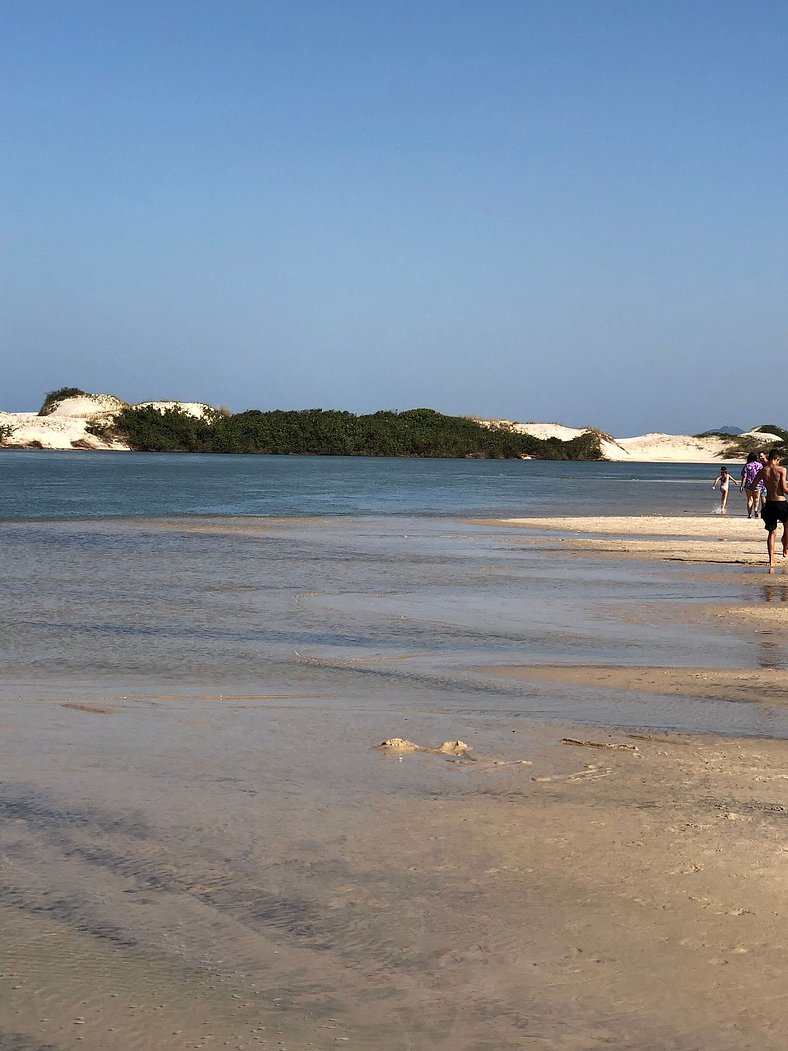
[89,405,603,459]
[695,426,787,459]
[754,424,788,442]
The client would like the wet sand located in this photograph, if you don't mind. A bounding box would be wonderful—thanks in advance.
[1,514,787,1050]
[2,700,785,1051]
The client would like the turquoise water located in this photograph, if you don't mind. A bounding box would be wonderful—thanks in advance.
[0,449,734,520]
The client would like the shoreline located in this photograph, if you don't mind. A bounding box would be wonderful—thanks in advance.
[475,513,779,567]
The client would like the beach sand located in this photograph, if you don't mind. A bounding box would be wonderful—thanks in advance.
[479,514,774,564]
[1,709,785,1051]
[1,704,785,1051]
[1,514,786,1050]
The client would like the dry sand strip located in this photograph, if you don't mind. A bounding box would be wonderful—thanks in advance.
[591,600,788,631]
[474,515,775,564]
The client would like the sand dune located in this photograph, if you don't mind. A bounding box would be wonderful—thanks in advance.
[486,419,783,462]
[0,395,217,451]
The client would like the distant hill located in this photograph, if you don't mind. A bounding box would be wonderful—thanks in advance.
[706,425,745,436]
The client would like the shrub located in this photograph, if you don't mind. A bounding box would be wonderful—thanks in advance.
[754,424,788,442]
[105,405,603,460]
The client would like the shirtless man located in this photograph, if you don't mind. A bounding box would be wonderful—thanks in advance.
[751,450,788,569]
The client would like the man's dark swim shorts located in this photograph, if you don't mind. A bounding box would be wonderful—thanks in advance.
[762,500,788,531]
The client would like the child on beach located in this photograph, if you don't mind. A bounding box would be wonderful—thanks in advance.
[712,466,734,514]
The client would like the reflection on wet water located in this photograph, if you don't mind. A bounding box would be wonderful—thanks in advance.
[754,632,786,670]
[761,582,788,604]
[1,515,787,1049]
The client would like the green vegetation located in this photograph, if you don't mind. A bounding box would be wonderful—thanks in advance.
[716,423,788,459]
[0,423,15,444]
[38,387,87,415]
[754,424,788,442]
[90,406,603,460]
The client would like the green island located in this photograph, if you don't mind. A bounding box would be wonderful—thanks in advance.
[88,404,603,459]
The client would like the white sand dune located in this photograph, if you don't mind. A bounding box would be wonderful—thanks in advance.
[507,421,587,442]
[488,420,784,463]
[0,394,219,451]
[605,431,728,462]
[45,394,127,418]
[0,411,124,450]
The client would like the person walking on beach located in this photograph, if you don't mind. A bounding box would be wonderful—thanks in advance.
[712,465,734,514]
[740,452,763,518]
[756,450,769,516]
[750,450,788,569]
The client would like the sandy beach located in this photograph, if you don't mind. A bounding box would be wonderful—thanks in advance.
[0,510,786,1050]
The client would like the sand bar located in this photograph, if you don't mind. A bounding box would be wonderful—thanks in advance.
[477,514,778,564]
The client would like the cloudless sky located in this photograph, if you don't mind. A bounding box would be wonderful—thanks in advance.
[3,0,787,433]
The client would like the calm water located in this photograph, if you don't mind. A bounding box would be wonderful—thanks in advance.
[0,452,781,740]
[0,449,738,520]
[1,452,786,1051]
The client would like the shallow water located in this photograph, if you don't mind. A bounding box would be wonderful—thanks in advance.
[1,515,785,735]
[2,490,787,1048]
[0,449,749,520]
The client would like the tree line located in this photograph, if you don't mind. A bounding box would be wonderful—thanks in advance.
[89,405,603,460]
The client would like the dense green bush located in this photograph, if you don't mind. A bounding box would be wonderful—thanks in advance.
[38,387,87,415]
[718,423,788,459]
[94,405,603,460]
[754,424,788,442]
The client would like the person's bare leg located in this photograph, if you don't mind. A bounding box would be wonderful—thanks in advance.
[767,528,776,569]
[782,525,788,558]
[721,489,728,513]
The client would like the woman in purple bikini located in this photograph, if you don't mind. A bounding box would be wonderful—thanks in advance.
[740,453,764,518]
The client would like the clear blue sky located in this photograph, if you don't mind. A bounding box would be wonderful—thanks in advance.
[3,0,786,434]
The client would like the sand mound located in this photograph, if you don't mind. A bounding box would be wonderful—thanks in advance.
[378,738,470,755]
[46,394,127,418]
[606,432,729,462]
